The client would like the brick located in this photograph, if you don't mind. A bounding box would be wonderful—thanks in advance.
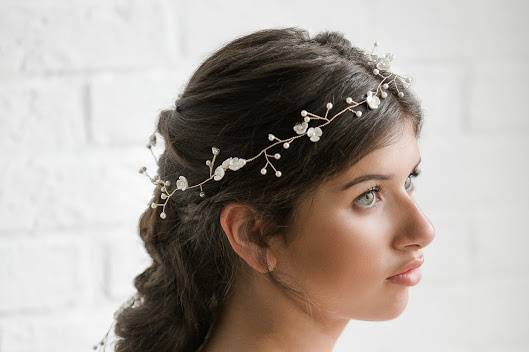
[0,77,86,151]
[372,0,529,61]
[179,0,375,59]
[0,148,156,233]
[101,229,150,300]
[469,62,529,133]
[0,0,178,75]
[0,237,83,312]
[90,68,195,145]
[395,61,467,137]
[0,310,115,352]
[470,205,529,278]
[416,134,529,210]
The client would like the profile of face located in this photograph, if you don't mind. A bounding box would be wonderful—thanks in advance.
[267,119,436,322]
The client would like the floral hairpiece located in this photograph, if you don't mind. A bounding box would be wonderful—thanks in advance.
[139,40,413,219]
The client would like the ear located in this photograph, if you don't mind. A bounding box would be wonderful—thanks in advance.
[219,202,276,274]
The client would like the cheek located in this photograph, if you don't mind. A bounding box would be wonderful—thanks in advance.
[287,208,389,306]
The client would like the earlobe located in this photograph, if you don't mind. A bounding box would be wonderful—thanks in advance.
[219,202,271,274]
[266,249,277,272]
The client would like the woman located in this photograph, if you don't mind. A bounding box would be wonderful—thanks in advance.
[103,27,436,352]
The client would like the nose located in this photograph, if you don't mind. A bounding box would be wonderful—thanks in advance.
[393,196,436,250]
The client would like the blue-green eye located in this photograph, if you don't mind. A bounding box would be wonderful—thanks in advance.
[405,169,421,192]
[354,169,421,209]
[354,186,380,209]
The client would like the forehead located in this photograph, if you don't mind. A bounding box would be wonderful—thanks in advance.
[322,120,420,192]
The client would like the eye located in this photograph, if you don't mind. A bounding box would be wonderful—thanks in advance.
[405,168,421,192]
[353,168,421,210]
[354,186,380,209]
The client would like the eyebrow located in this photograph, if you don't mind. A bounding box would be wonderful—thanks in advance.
[337,157,422,192]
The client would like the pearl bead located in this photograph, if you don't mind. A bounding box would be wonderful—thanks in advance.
[373,68,379,75]
[261,168,267,175]
[274,153,281,159]
[283,142,290,149]
[304,117,310,123]
[346,97,353,104]
[161,194,167,199]
[150,203,157,208]
[355,111,362,117]
[268,134,275,141]
[160,212,166,219]
[275,171,282,177]
[398,92,404,97]
[326,102,333,110]
[406,76,413,83]
[381,91,388,98]
[301,110,308,117]
[164,180,171,186]
[199,191,205,197]
[206,160,210,166]
[382,83,389,89]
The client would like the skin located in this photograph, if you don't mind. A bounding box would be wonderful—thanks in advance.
[201,120,436,352]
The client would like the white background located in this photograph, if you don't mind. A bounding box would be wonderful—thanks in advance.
[1,0,528,351]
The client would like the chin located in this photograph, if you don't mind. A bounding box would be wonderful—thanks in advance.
[351,289,410,321]
[378,288,409,320]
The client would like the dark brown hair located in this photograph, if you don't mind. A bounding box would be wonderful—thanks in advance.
[113,27,423,352]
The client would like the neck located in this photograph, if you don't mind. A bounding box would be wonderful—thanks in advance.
[199,269,348,352]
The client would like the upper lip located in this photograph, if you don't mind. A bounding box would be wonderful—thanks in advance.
[387,255,424,278]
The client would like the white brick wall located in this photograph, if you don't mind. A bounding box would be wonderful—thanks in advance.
[1,1,528,351]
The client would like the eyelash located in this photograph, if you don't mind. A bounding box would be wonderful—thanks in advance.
[354,168,421,209]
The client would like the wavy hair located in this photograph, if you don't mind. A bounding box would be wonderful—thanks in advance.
[113,27,423,352]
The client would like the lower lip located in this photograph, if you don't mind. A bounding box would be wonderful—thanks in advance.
[386,267,422,286]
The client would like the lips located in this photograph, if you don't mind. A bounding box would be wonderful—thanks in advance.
[387,255,424,279]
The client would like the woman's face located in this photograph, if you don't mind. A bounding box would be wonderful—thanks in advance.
[274,120,436,321]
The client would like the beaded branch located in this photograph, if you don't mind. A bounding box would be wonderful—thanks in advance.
[138,40,413,220]
[93,294,140,351]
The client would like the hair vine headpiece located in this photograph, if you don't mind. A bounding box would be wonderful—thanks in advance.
[93,294,141,351]
[138,40,413,220]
